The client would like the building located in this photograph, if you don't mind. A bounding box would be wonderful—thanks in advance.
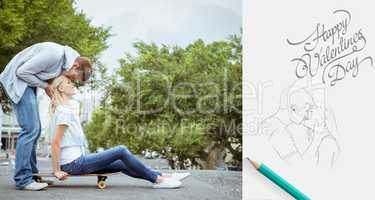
[0,111,20,153]
[0,106,2,150]
[0,87,101,157]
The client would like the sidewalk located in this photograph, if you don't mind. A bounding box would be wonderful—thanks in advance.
[0,158,242,200]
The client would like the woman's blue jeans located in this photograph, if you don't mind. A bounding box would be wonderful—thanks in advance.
[61,145,162,183]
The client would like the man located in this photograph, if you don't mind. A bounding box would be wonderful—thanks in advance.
[0,42,92,190]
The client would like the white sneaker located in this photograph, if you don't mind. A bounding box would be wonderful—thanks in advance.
[152,177,182,189]
[23,181,48,191]
[164,172,191,181]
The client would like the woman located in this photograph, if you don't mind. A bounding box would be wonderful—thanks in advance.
[48,75,189,189]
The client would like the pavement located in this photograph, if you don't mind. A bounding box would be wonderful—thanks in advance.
[0,157,242,200]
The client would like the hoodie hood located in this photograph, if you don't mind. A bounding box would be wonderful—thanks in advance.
[63,46,80,70]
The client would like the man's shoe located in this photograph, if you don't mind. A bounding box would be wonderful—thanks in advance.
[152,178,182,189]
[33,176,54,185]
[22,181,48,191]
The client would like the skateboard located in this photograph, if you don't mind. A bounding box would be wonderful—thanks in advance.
[33,172,120,189]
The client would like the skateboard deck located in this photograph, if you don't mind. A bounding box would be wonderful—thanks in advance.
[33,172,120,189]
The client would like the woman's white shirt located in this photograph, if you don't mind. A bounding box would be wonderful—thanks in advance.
[49,99,88,165]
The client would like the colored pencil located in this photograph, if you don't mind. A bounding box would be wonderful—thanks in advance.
[247,158,311,200]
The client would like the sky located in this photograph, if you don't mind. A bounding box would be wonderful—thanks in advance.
[74,0,242,73]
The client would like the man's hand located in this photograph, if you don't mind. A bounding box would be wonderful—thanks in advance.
[53,171,69,181]
[45,84,54,98]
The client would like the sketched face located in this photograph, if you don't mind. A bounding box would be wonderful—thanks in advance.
[288,89,314,124]
[303,105,326,132]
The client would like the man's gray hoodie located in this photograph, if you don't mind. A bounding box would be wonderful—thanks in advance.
[0,42,80,104]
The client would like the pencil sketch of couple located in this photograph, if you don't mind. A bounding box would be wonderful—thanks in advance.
[259,78,340,168]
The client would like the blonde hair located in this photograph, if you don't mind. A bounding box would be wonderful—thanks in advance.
[48,75,71,114]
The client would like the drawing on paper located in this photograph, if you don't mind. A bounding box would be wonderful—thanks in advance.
[260,78,340,168]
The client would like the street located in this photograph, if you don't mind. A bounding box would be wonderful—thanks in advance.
[0,157,241,200]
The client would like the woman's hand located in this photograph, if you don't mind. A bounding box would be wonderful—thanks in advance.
[53,171,69,180]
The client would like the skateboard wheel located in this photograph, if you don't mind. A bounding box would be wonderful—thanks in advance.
[97,180,106,189]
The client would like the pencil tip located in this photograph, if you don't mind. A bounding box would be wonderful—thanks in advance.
[246,157,260,169]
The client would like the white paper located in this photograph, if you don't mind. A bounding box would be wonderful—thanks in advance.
[243,0,375,199]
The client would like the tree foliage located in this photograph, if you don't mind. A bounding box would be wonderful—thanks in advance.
[85,34,242,169]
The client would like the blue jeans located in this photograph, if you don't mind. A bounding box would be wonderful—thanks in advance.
[11,86,41,189]
[61,145,162,183]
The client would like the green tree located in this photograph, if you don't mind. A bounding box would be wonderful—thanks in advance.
[85,34,242,169]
